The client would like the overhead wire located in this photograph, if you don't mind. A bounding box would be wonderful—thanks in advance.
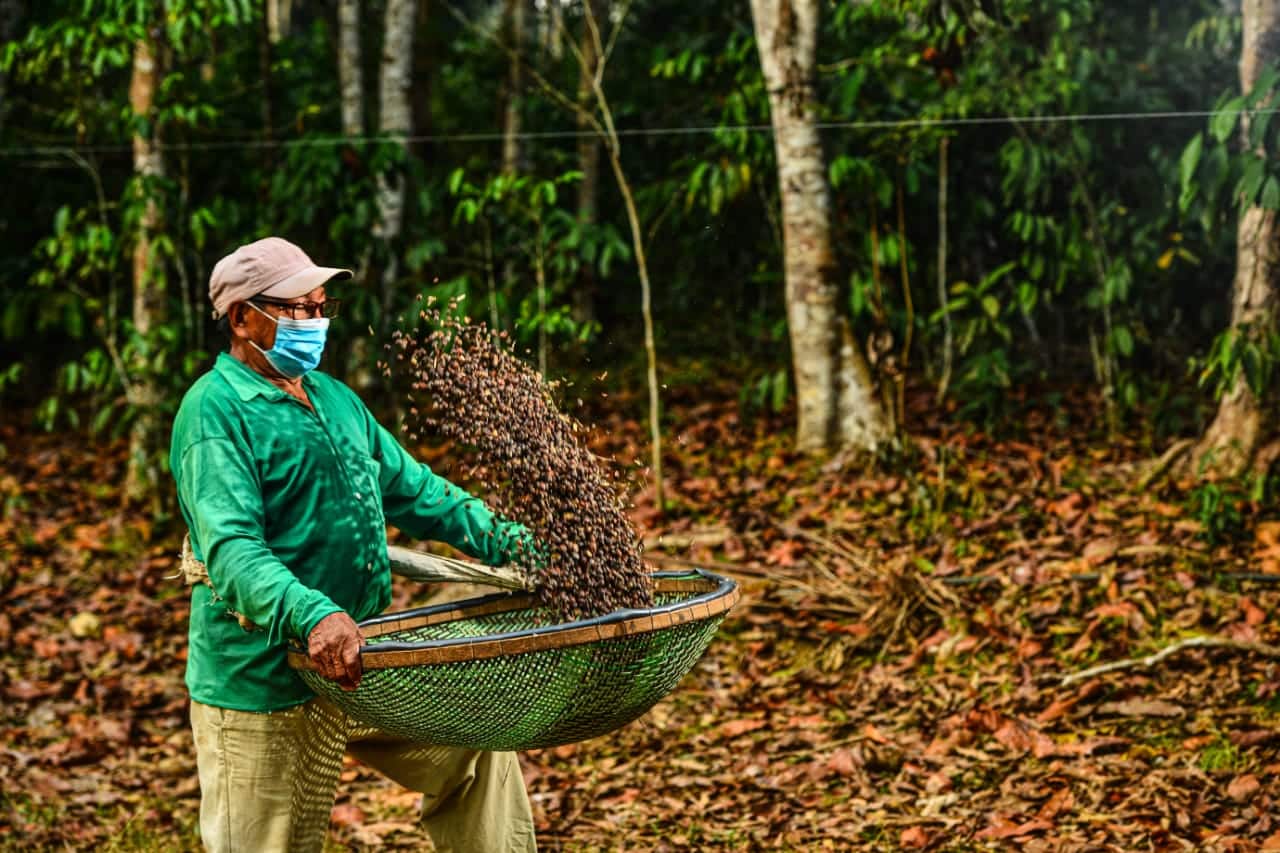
[0,107,1273,158]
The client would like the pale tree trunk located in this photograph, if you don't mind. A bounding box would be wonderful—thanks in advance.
[499,0,526,321]
[1192,0,1280,476]
[125,33,166,505]
[539,0,563,61]
[258,0,275,170]
[376,0,416,331]
[500,0,526,175]
[572,0,603,328]
[338,0,364,138]
[341,0,381,393]
[749,0,890,455]
[266,0,292,43]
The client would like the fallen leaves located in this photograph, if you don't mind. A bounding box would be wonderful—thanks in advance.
[9,385,1280,851]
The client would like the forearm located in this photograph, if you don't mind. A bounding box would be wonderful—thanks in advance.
[200,532,342,645]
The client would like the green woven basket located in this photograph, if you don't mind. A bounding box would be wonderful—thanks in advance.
[288,570,738,751]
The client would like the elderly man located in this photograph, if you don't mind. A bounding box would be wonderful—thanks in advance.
[170,237,537,852]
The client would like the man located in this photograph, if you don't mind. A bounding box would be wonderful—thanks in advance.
[171,237,537,852]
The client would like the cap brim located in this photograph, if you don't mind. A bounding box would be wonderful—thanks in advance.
[258,266,353,301]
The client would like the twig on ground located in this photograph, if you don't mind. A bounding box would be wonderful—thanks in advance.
[1136,438,1195,491]
[1060,635,1280,687]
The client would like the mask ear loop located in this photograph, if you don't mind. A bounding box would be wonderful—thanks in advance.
[243,301,285,373]
[246,301,280,324]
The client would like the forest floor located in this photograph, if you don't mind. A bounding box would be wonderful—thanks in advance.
[3,378,1280,851]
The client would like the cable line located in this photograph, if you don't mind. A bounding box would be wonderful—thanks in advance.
[0,107,1271,157]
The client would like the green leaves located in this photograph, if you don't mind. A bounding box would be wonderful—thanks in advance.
[1211,96,1244,144]
[1179,132,1203,212]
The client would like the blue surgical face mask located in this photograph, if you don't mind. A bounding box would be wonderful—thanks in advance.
[248,302,329,379]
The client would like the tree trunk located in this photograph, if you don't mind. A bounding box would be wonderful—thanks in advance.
[1192,0,1280,476]
[376,0,416,331]
[266,0,292,43]
[258,0,275,179]
[499,0,526,306]
[572,0,603,328]
[539,0,563,60]
[338,0,364,138]
[500,0,525,175]
[125,32,166,505]
[409,0,434,160]
[749,0,890,455]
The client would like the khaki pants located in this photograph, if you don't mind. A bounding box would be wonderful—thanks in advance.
[190,698,537,853]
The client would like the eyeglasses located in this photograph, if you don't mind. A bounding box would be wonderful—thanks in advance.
[251,297,342,320]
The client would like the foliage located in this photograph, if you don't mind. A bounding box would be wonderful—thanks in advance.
[0,0,1263,444]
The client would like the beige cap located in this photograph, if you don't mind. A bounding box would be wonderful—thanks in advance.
[209,237,352,319]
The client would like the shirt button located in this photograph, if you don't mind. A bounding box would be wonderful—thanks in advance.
[354,492,362,500]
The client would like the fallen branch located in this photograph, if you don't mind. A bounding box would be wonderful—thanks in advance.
[1136,437,1195,491]
[1060,635,1280,687]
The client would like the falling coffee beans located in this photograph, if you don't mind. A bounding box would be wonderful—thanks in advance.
[393,299,653,621]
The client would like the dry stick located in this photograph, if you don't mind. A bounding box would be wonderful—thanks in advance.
[896,171,914,365]
[1136,437,1195,491]
[895,172,913,429]
[868,203,886,321]
[936,136,953,403]
[1059,635,1280,688]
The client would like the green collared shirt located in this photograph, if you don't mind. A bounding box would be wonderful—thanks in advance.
[171,352,526,712]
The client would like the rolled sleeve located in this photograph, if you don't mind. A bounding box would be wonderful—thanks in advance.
[367,419,530,566]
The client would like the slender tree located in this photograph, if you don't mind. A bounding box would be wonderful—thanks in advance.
[338,0,363,138]
[500,0,526,176]
[266,0,292,43]
[448,0,669,507]
[573,0,666,508]
[572,0,603,328]
[124,21,166,504]
[749,0,891,455]
[375,0,417,330]
[1192,0,1280,474]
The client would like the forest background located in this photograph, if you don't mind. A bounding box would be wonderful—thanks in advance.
[6,0,1280,850]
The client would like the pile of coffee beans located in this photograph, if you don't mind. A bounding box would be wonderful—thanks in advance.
[392,299,653,620]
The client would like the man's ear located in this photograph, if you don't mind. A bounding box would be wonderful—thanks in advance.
[227,302,250,339]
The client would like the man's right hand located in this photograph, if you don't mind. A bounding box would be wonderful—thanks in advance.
[308,611,363,691]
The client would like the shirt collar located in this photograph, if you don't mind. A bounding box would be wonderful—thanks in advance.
[214,352,289,403]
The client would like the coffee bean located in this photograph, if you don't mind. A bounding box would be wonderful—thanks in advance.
[396,300,653,620]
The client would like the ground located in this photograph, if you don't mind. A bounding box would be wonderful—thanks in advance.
[2,381,1280,851]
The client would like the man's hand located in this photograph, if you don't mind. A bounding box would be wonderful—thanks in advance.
[308,612,363,691]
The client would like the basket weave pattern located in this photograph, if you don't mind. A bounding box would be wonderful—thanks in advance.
[288,571,737,750]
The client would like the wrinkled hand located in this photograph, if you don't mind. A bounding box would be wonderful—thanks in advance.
[308,612,363,691]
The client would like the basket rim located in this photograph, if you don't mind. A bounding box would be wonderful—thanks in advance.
[288,569,738,672]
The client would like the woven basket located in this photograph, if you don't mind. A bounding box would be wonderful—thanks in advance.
[287,570,738,750]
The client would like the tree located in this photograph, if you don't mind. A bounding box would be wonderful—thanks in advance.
[1190,0,1280,475]
[447,0,668,508]
[749,0,891,455]
[338,0,363,139]
[375,0,417,332]
[572,0,603,328]
[124,15,166,504]
[265,0,291,43]
[501,0,526,176]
